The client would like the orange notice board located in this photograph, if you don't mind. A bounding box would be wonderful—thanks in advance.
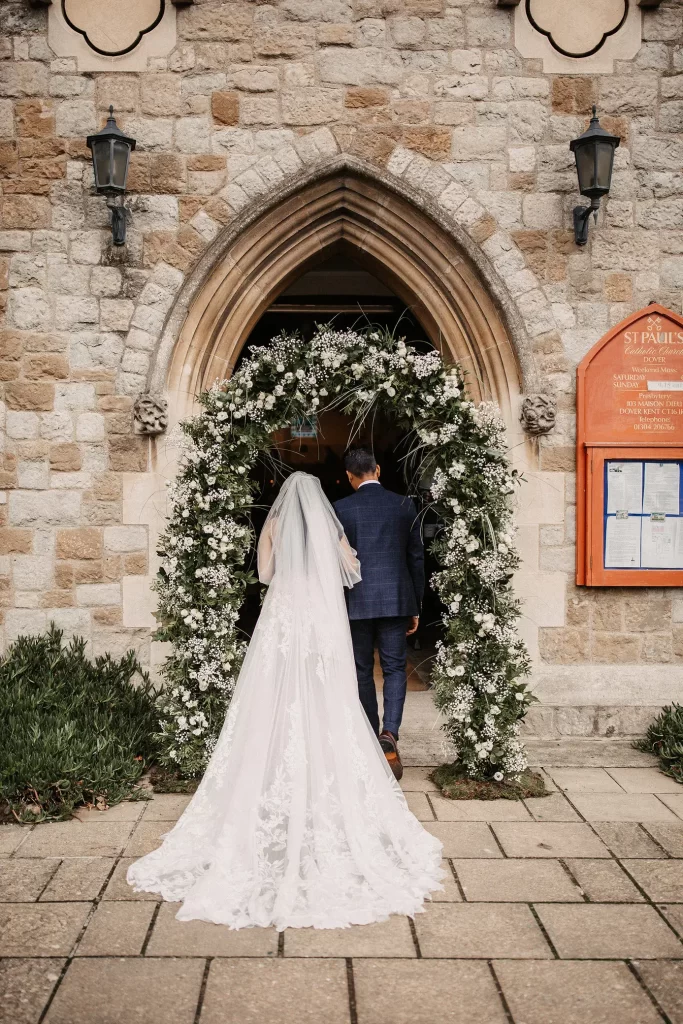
[577,304,683,586]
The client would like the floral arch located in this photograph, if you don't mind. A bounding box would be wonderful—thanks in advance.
[155,325,533,783]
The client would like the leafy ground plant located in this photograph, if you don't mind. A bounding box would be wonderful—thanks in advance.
[0,627,158,822]
[636,703,683,785]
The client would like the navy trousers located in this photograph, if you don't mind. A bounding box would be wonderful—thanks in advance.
[349,616,409,740]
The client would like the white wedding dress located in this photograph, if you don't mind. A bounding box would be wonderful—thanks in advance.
[127,472,443,929]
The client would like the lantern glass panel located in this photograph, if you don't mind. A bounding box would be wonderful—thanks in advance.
[575,144,596,194]
[596,140,614,191]
[92,139,111,191]
[112,140,130,191]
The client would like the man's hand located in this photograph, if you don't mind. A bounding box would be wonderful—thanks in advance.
[406,616,419,636]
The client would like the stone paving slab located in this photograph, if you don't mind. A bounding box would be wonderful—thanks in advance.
[75,901,156,956]
[200,958,350,1024]
[353,959,508,1024]
[284,914,416,958]
[0,825,29,856]
[413,903,553,959]
[635,961,683,1024]
[103,858,161,901]
[124,821,170,857]
[15,822,133,859]
[642,823,683,857]
[0,902,91,957]
[522,793,582,821]
[661,903,683,939]
[422,822,502,857]
[398,767,438,792]
[147,903,278,957]
[525,740,657,768]
[0,957,65,1024]
[491,822,610,858]
[403,792,433,820]
[535,904,683,959]
[658,793,683,819]
[431,861,462,902]
[430,795,531,821]
[453,858,583,903]
[548,768,625,793]
[606,767,683,793]
[43,957,204,1024]
[73,802,145,823]
[142,795,192,821]
[494,960,664,1024]
[564,859,645,902]
[0,858,58,901]
[591,822,668,859]
[570,793,680,823]
[40,857,115,901]
[624,859,683,902]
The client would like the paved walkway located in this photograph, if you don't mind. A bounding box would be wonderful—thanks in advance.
[1,740,682,1024]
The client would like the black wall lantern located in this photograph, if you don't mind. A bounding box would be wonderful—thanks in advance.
[86,106,136,246]
[569,106,620,247]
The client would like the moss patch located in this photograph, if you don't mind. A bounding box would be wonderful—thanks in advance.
[430,763,549,801]
[149,766,199,794]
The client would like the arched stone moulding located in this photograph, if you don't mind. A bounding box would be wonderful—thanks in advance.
[150,156,540,438]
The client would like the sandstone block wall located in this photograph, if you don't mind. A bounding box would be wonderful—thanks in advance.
[1,0,683,730]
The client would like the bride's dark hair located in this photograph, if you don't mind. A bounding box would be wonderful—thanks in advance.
[344,447,376,476]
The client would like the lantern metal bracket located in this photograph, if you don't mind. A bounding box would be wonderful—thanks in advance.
[106,195,127,247]
[573,199,601,247]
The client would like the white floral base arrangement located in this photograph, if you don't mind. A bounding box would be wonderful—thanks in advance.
[154,326,534,780]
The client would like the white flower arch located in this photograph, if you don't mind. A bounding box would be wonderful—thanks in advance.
[155,326,534,780]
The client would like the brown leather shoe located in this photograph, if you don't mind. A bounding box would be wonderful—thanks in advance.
[379,731,403,781]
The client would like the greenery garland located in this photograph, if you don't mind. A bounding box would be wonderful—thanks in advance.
[154,326,534,780]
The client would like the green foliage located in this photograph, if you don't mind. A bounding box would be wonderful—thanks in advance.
[0,626,158,821]
[636,703,683,785]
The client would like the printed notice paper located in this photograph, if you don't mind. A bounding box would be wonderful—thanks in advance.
[643,462,679,515]
[606,462,643,515]
[641,516,683,569]
[605,516,641,568]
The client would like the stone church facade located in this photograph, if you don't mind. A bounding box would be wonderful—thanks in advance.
[1,0,682,736]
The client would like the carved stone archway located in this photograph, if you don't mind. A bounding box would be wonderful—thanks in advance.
[158,166,525,431]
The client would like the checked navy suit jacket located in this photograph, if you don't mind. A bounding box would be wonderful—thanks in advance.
[334,483,425,621]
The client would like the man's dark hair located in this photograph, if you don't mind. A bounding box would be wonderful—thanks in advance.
[345,447,377,477]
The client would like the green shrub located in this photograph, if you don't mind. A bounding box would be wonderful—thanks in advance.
[636,703,683,785]
[0,626,158,821]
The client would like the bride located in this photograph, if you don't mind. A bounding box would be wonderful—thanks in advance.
[127,472,443,930]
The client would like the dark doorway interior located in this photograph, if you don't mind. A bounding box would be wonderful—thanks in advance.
[235,254,445,679]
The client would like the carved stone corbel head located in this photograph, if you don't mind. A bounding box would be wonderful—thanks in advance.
[134,394,168,436]
[520,394,557,436]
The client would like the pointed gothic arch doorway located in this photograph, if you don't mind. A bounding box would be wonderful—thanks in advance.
[160,169,525,436]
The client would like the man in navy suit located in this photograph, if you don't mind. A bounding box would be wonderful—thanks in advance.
[334,448,424,780]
